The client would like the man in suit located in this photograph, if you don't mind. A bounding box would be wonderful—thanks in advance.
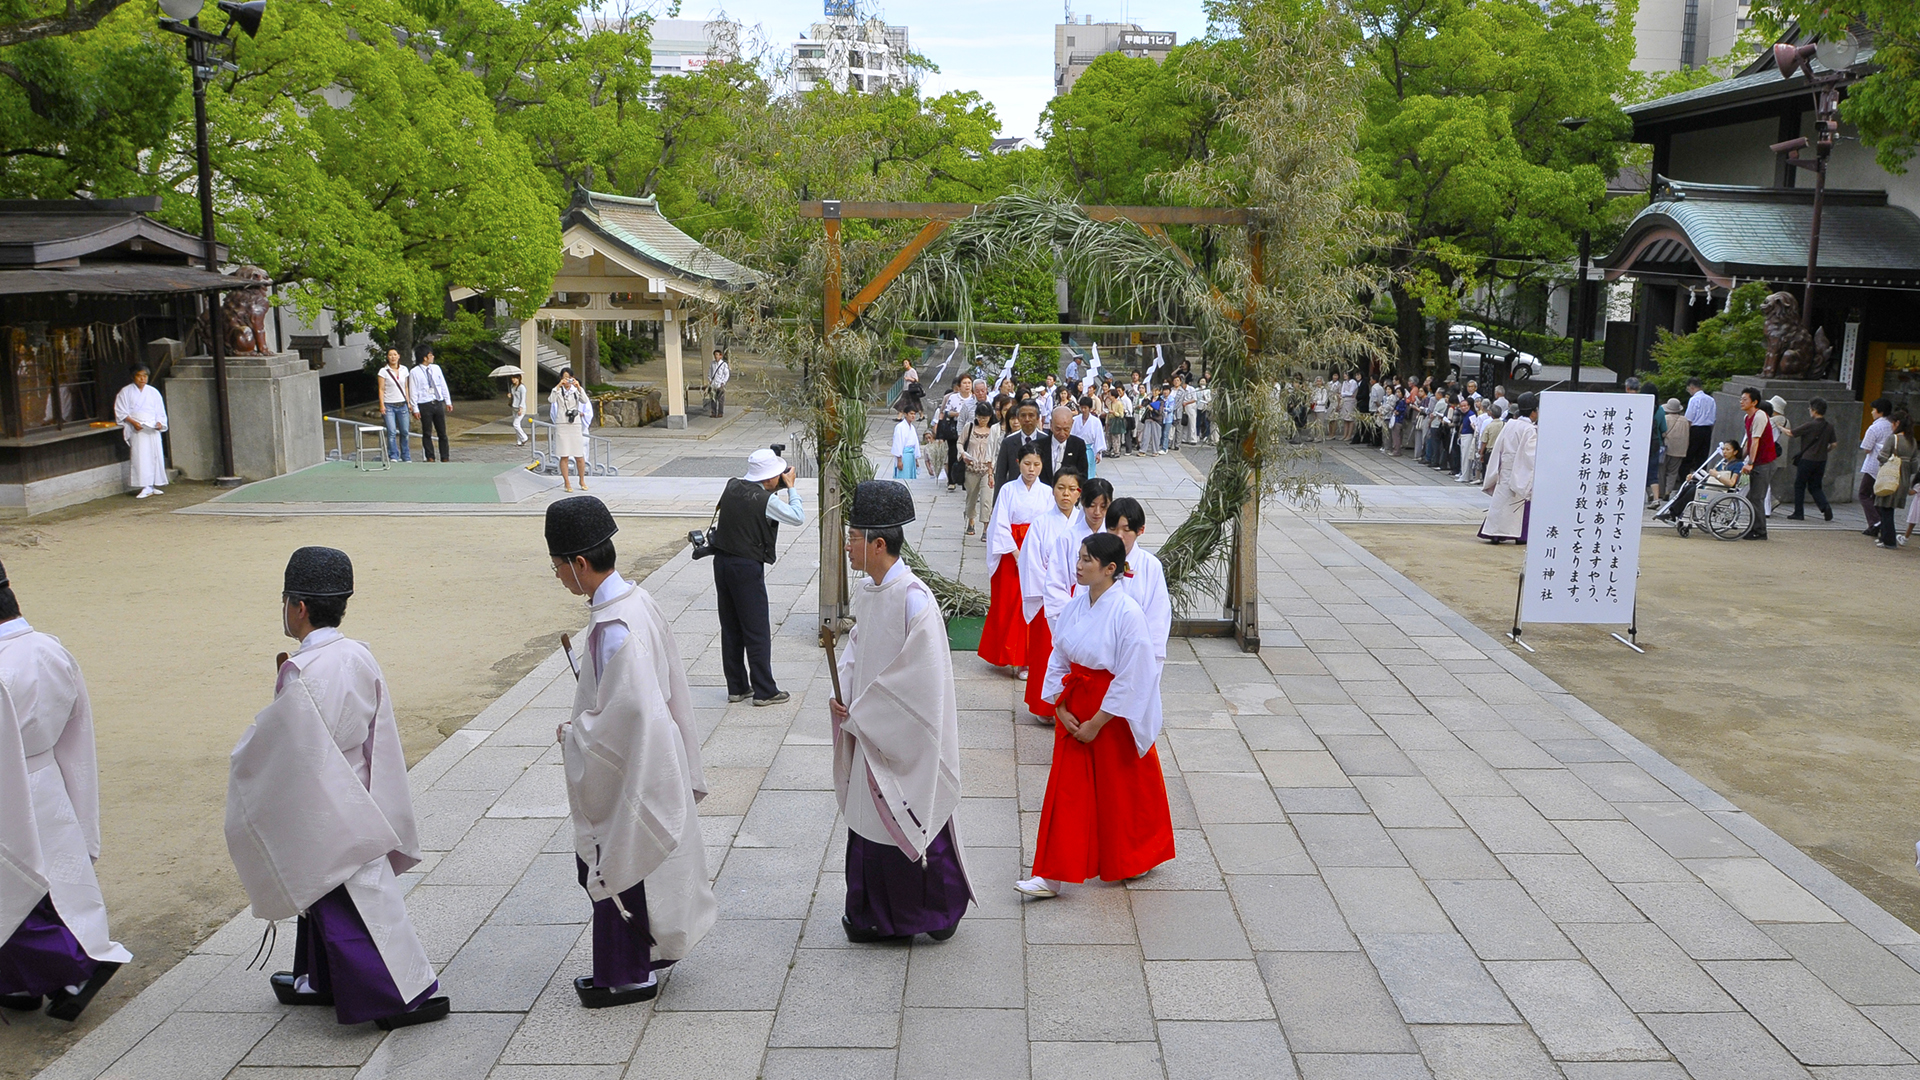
[993,399,1045,489]
[1033,406,1090,485]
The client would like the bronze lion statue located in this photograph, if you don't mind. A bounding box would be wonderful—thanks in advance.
[1760,290,1832,380]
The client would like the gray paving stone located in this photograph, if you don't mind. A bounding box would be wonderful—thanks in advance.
[1501,853,1643,923]
[1409,1024,1562,1080]
[425,817,564,886]
[625,1011,775,1080]
[1360,933,1518,1024]
[1321,735,1420,777]
[408,883,513,965]
[904,916,1025,1009]
[1259,951,1418,1053]
[240,1009,385,1067]
[1388,828,1508,880]
[1371,713,1466,753]
[1485,960,1667,1061]
[1567,761,1680,803]
[1535,739,1628,765]
[652,919,800,1011]
[1165,728,1261,772]
[496,964,651,1065]
[435,744,545,792]
[1862,1006,1920,1058]
[1454,731,1562,771]
[1449,796,1578,855]
[1352,776,1463,829]
[491,852,591,926]
[955,796,1019,849]
[1557,820,1694,883]
[1295,1054,1435,1080]
[1296,704,1380,735]
[1255,750,1352,788]
[1022,879,1138,944]
[1144,959,1274,1020]
[1205,823,1312,875]
[484,1066,630,1080]
[1026,944,1153,1041]
[356,1013,521,1080]
[1429,879,1578,960]
[1618,881,1793,960]
[1643,1012,1813,1080]
[896,1007,1029,1079]
[1229,874,1358,952]
[1617,801,1754,860]
[711,846,821,919]
[1556,1066,1692,1080]
[1132,890,1253,959]
[759,1048,896,1080]
[1157,1020,1297,1079]
[1028,1041,1166,1080]
[1704,960,1915,1065]
[1323,867,1453,934]
[1564,921,1740,1013]
[1276,787,1374,814]
[1765,924,1920,1007]
[1687,858,1844,924]
[1234,713,1327,752]
[1501,769,1621,821]
[487,762,570,818]
[1406,751,1514,798]
[768,946,908,1048]
[1184,771,1288,822]
[439,923,583,1012]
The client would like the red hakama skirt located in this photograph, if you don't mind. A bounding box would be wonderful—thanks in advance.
[977,522,1029,667]
[1023,610,1055,718]
[1031,664,1176,883]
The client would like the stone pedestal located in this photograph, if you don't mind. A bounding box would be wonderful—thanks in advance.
[1713,379,1863,508]
[166,351,323,481]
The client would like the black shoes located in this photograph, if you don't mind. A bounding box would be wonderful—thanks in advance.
[754,692,791,707]
[0,993,40,1011]
[842,916,888,944]
[271,971,334,1007]
[927,925,958,942]
[574,976,657,1008]
[727,693,751,703]
[375,996,451,1029]
[1786,514,1805,520]
[45,961,120,1022]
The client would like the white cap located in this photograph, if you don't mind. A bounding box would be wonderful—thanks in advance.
[744,448,787,482]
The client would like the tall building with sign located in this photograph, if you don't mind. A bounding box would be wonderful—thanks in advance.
[792,1,911,95]
[1053,15,1174,96]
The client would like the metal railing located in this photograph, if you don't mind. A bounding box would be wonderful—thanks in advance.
[325,414,389,470]
[528,418,619,477]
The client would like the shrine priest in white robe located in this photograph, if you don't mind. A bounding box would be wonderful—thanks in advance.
[831,480,972,941]
[547,495,715,1008]
[0,562,130,1022]
[1480,391,1539,544]
[112,364,167,499]
[225,547,448,1029]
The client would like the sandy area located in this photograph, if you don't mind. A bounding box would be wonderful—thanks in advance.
[1341,521,1920,930]
[2,476,697,1077]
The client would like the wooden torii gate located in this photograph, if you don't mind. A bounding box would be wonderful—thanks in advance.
[803,199,1265,653]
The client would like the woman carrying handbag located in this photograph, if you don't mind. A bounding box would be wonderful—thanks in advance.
[1872,411,1914,549]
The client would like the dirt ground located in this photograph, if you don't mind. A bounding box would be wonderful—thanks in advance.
[1342,521,1920,930]
[1,473,698,1077]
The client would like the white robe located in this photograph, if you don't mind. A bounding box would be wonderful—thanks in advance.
[1041,588,1162,756]
[0,620,130,964]
[1018,507,1079,628]
[564,580,716,961]
[1108,544,1171,740]
[113,383,168,489]
[1071,413,1107,458]
[834,561,967,870]
[1481,414,1537,538]
[985,475,1053,577]
[225,629,434,1003]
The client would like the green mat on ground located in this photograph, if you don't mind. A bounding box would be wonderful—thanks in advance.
[218,461,513,503]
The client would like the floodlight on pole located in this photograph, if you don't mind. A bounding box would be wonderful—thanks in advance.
[1765,34,1857,331]
[158,0,204,20]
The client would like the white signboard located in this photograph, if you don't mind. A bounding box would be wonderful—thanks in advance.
[1520,391,1652,625]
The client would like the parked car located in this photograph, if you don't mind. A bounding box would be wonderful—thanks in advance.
[1447,326,1537,380]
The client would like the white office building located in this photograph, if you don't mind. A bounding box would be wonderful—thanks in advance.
[791,2,910,95]
[648,18,740,78]
[1054,15,1174,97]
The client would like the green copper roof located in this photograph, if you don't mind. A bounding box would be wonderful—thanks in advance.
[565,190,759,290]
[1600,180,1920,285]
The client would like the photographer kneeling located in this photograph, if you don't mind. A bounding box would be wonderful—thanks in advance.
[707,448,805,705]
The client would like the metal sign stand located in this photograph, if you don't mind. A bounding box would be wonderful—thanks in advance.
[1507,571,1534,653]
[1609,573,1645,653]
[1513,570,1648,655]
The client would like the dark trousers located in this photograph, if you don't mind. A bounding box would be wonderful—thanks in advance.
[713,552,778,699]
[1685,425,1715,477]
[417,401,449,461]
[1861,473,1883,530]
[709,388,724,417]
[1793,459,1831,517]
[1746,460,1775,537]
[294,885,438,1025]
[1879,500,1901,545]
[576,858,665,986]
[945,432,963,486]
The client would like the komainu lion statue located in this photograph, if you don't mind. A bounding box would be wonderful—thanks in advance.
[1760,290,1832,380]
[221,265,273,355]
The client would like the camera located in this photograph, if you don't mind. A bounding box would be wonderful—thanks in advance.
[769,443,786,456]
[689,527,716,560]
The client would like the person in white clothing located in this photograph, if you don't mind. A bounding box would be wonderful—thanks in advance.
[550,368,594,492]
[1071,395,1107,476]
[509,373,529,446]
[709,349,730,418]
[1018,470,1084,721]
[407,350,454,462]
[892,407,922,480]
[1479,392,1537,543]
[376,350,414,462]
[0,562,130,1021]
[225,547,448,1029]
[112,364,168,498]
[1104,497,1170,740]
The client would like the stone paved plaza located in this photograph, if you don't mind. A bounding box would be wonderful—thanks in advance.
[34,412,1920,1079]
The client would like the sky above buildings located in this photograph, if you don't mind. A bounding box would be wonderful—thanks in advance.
[684,0,1214,142]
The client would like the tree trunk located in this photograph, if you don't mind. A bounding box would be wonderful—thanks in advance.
[583,322,601,387]
[1433,315,1452,381]
[1389,283,1425,378]
[395,311,415,363]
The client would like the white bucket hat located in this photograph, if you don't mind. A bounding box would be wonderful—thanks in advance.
[743,448,787,483]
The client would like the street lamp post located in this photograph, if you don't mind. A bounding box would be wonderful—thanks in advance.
[1769,35,1858,332]
[159,0,263,484]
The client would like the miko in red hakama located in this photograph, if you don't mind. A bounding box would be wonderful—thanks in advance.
[1030,590,1174,884]
[978,521,1029,666]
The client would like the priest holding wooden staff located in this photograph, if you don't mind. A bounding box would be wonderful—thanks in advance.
[830,480,972,943]
[547,495,715,1007]
[225,546,448,1028]
[0,561,131,1022]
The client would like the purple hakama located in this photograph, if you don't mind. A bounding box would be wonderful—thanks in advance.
[1477,501,1530,544]
[0,894,97,998]
[844,822,970,937]
[576,857,670,987]
[293,885,439,1025]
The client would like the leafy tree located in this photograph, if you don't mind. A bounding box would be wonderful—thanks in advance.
[0,20,180,196]
[1352,0,1637,372]
[1040,46,1221,205]
[1762,0,1920,173]
[1647,280,1769,399]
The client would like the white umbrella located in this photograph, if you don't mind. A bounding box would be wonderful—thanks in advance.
[488,364,524,377]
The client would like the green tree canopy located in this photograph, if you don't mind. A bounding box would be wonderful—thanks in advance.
[1764,0,1920,173]
[1039,46,1221,205]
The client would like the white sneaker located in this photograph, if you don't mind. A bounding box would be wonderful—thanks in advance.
[1014,877,1060,899]
[136,487,154,499]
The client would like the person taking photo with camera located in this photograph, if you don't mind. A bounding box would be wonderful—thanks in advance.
[708,448,805,705]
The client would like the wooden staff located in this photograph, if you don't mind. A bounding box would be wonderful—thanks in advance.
[819,624,843,703]
[275,652,288,671]
[560,633,580,681]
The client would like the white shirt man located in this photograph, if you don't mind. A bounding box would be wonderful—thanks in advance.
[113,367,168,498]
[407,358,451,410]
[1685,384,1716,429]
